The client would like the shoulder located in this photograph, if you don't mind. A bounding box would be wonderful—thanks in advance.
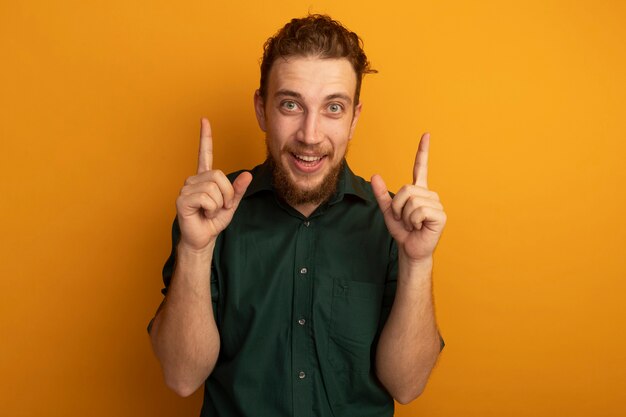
[226,162,272,197]
[341,164,394,204]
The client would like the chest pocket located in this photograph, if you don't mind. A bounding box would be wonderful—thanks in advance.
[328,278,384,373]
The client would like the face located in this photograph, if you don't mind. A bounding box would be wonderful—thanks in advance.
[254,56,362,208]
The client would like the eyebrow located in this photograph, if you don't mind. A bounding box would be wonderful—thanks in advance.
[274,89,353,105]
[274,89,303,100]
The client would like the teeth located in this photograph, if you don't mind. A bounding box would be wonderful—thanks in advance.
[296,155,322,162]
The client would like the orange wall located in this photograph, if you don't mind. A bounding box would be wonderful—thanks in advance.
[1,1,625,416]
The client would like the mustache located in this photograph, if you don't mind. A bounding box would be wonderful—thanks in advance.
[282,143,332,156]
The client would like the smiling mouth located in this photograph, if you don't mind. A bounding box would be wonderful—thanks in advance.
[290,153,327,171]
[293,153,324,163]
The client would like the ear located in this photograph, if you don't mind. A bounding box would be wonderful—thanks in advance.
[348,102,363,140]
[254,90,267,132]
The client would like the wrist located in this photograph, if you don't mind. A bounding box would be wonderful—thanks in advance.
[397,252,433,289]
[177,239,216,262]
[398,251,433,271]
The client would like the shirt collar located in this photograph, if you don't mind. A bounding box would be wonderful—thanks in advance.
[243,159,372,203]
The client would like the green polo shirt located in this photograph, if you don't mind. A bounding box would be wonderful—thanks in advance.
[160,160,398,417]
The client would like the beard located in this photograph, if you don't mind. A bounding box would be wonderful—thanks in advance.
[266,139,346,208]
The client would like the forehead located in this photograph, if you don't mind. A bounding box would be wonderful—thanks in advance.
[267,56,357,100]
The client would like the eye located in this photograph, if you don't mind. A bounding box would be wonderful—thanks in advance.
[281,100,300,112]
[327,103,343,113]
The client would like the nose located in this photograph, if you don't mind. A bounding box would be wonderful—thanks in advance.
[296,112,321,145]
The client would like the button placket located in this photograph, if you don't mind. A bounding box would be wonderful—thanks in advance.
[292,217,314,411]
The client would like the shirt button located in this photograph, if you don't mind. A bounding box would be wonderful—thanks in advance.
[298,318,306,326]
[304,221,310,227]
[300,267,308,275]
[298,371,306,379]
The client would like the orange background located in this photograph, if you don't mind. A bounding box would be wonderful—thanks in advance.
[2,0,625,416]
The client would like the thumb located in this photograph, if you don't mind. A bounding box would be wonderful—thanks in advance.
[230,171,253,209]
[371,174,392,215]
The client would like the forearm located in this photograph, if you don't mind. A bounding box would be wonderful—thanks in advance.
[150,242,220,397]
[375,255,441,404]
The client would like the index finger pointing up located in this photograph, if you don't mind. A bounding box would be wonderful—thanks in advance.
[197,118,213,174]
[413,132,430,188]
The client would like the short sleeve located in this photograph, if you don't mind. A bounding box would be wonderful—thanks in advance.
[378,239,398,333]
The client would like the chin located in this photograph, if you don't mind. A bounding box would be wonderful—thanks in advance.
[294,180,324,195]
[267,143,344,207]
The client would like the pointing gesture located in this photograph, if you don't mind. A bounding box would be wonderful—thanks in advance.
[372,133,446,263]
[176,118,253,251]
[413,133,429,188]
[197,118,214,174]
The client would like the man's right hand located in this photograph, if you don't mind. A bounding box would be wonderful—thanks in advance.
[176,118,253,252]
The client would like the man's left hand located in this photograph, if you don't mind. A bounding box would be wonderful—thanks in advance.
[372,133,447,264]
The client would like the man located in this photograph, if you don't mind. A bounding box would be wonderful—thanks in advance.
[149,14,446,417]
